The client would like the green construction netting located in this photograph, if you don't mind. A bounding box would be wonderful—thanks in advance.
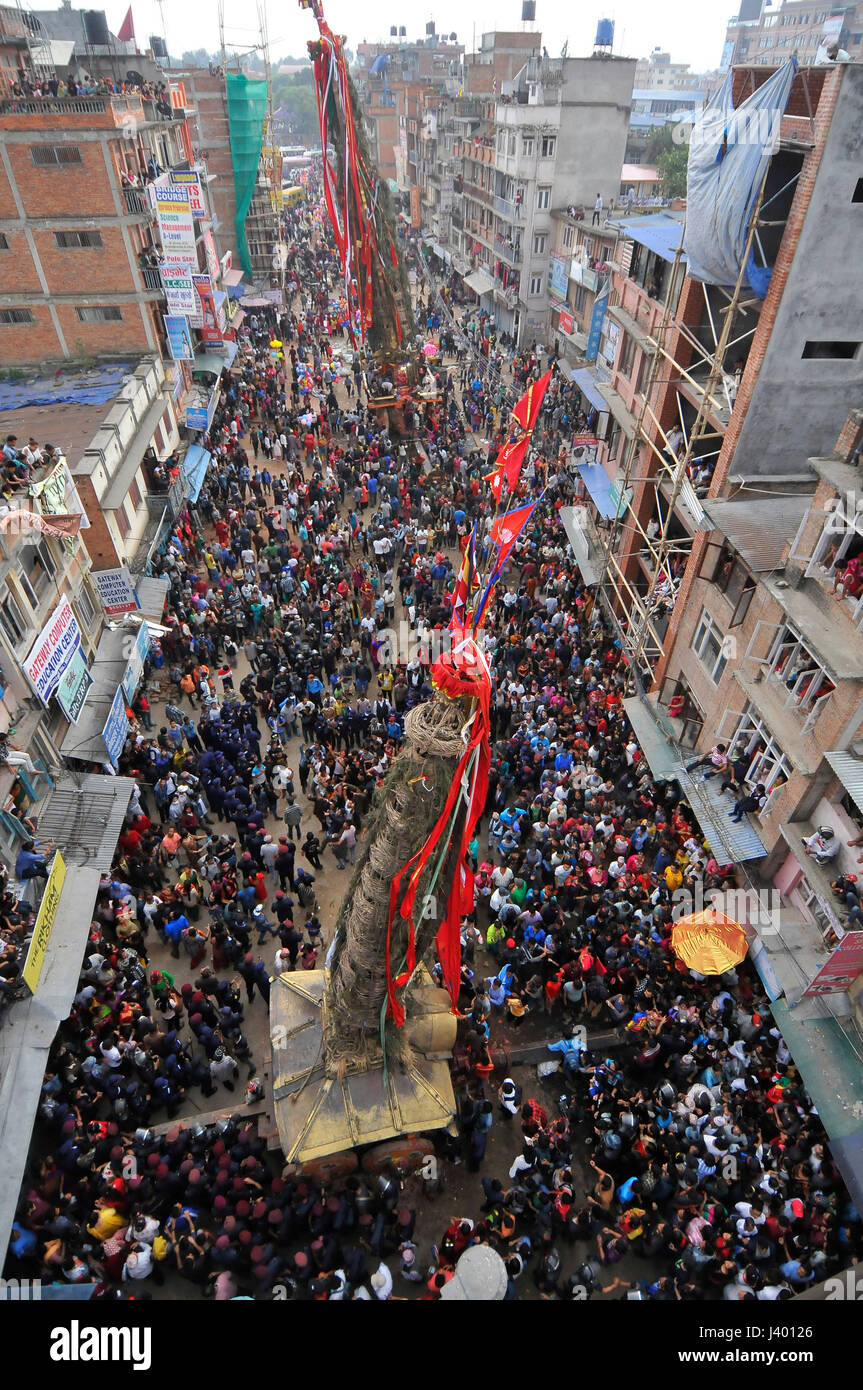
[226,71,269,277]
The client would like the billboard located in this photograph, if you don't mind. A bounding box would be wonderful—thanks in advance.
[162,271,198,319]
[102,685,130,767]
[586,285,609,362]
[558,308,575,336]
[169,167,205,216]
[410,185,421,228]
[24,597,82,705]
[163,313,195,361]
[193,274,224,348]
[801,931,863,998]
[21,851,66,995]
[92,566,139,616]
[548,256,569,300]
[152,183,196,252]
[55,645,92,723]
[122,621,151,701]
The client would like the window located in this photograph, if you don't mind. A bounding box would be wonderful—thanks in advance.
[521,135,534,157]
[532,232,547,255]
[128,477,142,512]
[30,144,82,165]
[529,274,543,297]
[115,508,130,540]
[55,230,104,249]
[0,593,27,645]
[573,284,587,315]
[562,223,574,250]
[727,705,793,804]
[74,584,97,630]
[618,332,636,379]
[536,185,551,210]
[0,308,33,324]
[507,134,516,157]
[540,135,556,159]
[19,539,56,607]
[76,306,122,322]
[802,340,860,360]
[763,623,835,726]
[693,609,730,684]
[0,234,8,250]
[699,544,756,625]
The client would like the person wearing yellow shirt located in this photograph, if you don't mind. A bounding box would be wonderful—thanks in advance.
[378,666,394,694]
[664,863,683,892]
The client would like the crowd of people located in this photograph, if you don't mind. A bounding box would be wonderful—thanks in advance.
[3,170,861,1303]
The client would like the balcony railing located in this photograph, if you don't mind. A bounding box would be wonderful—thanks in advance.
[494,195,522,220]
[122,186,152,216]
[141,267,165,292]
[494,235,522,267]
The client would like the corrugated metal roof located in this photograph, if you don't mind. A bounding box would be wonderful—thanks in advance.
[560,506,602,586]
[701,494,812,572]
[607,214,686,263]
[676,767,767,864]
[37,772,136,870]
[621,695,681,781]
[824,751,863,815]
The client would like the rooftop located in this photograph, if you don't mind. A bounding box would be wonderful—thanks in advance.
[0,361,137,473]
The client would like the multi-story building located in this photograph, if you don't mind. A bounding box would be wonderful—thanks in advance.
[0,76,232,363]
[547,210,623,368]
[566,61,863,1196]
[724,0,863,67]
[634,49,716,91]
[442,52,636,348]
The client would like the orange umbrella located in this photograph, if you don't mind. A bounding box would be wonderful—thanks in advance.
[670,910,748,976]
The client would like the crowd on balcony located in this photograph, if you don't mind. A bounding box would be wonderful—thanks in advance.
[1,72,173,117]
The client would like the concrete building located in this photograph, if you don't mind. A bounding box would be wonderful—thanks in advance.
[448,52,636,348]
[634,49,716,91]
[724,0,863,67]
[0,76,232,364]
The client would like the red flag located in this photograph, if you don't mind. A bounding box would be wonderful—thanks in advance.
[489,498,539,571]
[484,463,505,504]
[117,6,135,42]
[511,368,552,434]
[498,434,529,490]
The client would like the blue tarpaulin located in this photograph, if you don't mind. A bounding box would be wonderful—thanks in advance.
[610,215,685,264]
[183,445,211,504]
[0,363,133,411]
[684,59,797,298]
[578,462,626,520]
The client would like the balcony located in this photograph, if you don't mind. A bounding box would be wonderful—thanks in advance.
[494,278,520,309]
[494,235,522,268]
[123,186,152,217]
[141,268,165,292]
[494,195,522,221]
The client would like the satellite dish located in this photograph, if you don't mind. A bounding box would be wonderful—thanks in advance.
[126,69,144,83]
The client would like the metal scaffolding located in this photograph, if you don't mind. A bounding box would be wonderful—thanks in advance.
[593,173,772,687]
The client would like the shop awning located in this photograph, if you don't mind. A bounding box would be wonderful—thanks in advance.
[571,367,607,414]
[183,445,211,504]
[676,766,768,864]
[192,352,225,377]
[560,505,603,586]
[464,269,495,296]
[621,695,682,782]
[59,628,128,766]
[823,751,863,816]
[230,309,246,332]
[130,574,169,625]
[224,268,245,287]
[0,772,135,1264]
[596,381,638,439]
[577,461,628,521]
[700,494,811,573]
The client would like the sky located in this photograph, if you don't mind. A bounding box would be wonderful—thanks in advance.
[103,0,732,75]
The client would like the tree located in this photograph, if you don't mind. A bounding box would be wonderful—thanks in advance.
[656,143,688,200]
[181,48,211,67]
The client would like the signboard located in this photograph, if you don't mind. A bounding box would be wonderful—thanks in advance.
[21,851,66,994]
[55,645,92,723]
[163,313,195,361]
[193,274,224,349]
[92,566,139,616]
[162,271,198,319]
[548,256,569,300]
[203,228,221,284]
[122,621,151,701]
[31,455,89,531]
[801,931,863,998]
[170,167,205,216]
[186,382,217,431]
[586,285,609,362]
[220,250,232,277]
[152,182,196,252]
[558,308,575,336]
[571,259,600,292]
[24,597,82,704]
[102,685,130,767]
[410,185,421,228]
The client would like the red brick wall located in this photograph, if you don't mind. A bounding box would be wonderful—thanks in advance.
[5,141,115,218]
[75,476,122,569]
[29,226,135,295]
[0,302,60,361]
[54,302,151,356]
[0,229,42,293]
